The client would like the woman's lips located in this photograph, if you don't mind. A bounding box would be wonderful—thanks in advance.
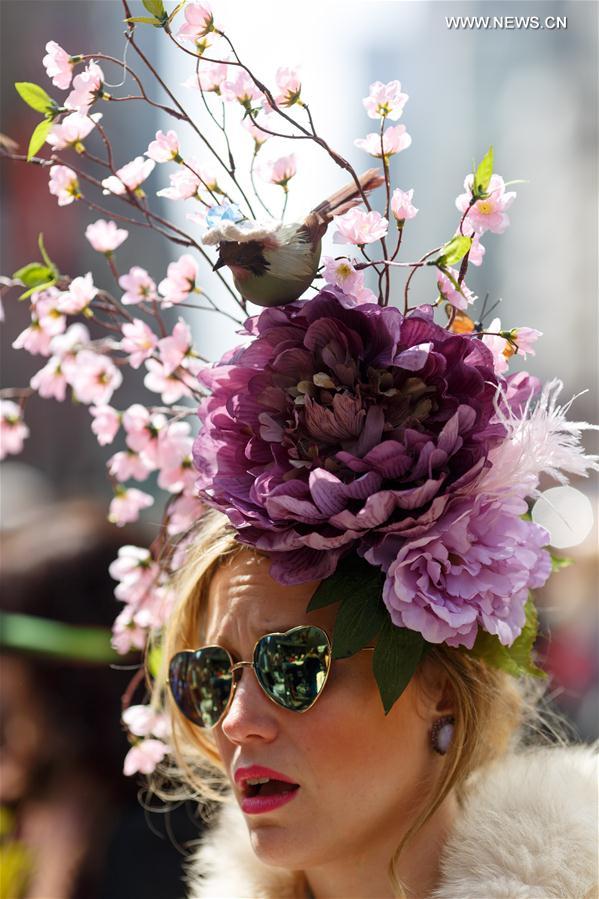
[240,784,300,815]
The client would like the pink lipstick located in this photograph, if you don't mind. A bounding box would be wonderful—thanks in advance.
[235,765,300,815]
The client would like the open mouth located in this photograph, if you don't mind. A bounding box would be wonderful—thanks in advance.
[243,778,300,798]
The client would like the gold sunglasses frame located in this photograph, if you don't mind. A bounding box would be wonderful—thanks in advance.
[169,625,375,728]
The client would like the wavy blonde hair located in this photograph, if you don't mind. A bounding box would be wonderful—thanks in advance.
[149,510,566,899]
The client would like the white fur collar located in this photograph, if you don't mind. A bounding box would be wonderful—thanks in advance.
[186,744,598,899]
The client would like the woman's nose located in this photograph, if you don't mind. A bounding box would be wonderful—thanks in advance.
[220,668,279,744]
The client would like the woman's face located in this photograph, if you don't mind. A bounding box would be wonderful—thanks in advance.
[204,550,450,871]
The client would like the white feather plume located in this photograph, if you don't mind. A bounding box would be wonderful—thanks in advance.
[473,379,599,499]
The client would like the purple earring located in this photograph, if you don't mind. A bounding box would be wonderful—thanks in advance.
[430,715,455,755]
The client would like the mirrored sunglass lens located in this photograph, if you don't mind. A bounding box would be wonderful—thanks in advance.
[254,626,331,712]
[169,647,233,728]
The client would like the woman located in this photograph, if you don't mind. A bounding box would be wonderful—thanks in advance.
[154,510,598,899]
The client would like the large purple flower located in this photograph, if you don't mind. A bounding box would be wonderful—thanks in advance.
[193,289,507,584]
[381,494,551,649]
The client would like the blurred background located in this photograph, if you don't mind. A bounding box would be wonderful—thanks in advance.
[1,0,597,894]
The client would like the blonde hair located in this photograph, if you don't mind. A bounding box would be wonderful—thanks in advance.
[149,510,568,899]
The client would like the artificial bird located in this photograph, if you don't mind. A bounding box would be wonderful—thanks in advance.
[202,168,384,306]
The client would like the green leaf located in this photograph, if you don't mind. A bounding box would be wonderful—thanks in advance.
[15,82,54,114]
[550,553,573,572]
[467,597,546,679]
[308,554,384,612]
[167,0,187,24]
[12,262,54,288]
[125,15,162,24]
[27,119,53,161]
[436,235,472,267]
[331,583,387,659]
[373,616,427,714]
[18,280,56,301]
[143,0,165,15]
[473,146,494,198]
[147,643,163,679]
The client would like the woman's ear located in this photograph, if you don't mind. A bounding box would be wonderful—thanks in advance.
[414,655,456,720]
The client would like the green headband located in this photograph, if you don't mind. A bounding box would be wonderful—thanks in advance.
[0,611,121,664]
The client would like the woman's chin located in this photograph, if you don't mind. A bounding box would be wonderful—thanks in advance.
[248,823,313,869]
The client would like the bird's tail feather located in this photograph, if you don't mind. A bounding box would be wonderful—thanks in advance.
[303,168,384,244]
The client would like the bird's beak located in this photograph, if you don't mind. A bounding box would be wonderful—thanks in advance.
[213,255,226,272]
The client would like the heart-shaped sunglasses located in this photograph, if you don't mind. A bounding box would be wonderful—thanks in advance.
[168,625,373,729]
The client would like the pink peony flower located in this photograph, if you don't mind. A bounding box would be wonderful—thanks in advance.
[177,2,214,42]
[101,156,155,196]
[455,173,516,235]
[274,66,302,107]
[119,266,158,305]
[48,165,80,205]
[183,60,228,93]
[158,254,199,307]
[391,188,418,222]
[511,327,542,358]
[332,207,388,245]
[42,41,74,90]
[146,129,180,163]
[144,359,195,403]
[260,154,296,188]
[381,494,550,649]
[69,350,123,405]
[65,61,104,113]
[108,450,154,482]
[90,405,120,445]
[354,124,412,158]
[437,268,477,311]
[85,219,128,253]
[363,80,409,120]
[46,112,102,150]
[108,487,154,527]
[0,400,29,459]
[30,356,67,401]
[221,70,262,107]
[57,273,97,314]
[120,319,158,370]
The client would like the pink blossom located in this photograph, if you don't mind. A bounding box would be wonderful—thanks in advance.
[332,207,388,245]
[274,67,301,107]
[158,254,199,307]
[13,318,54,356]
[221,70,262,107]
[157,320,193,376]
[57,273,97,314]
[156,165,201,201]
[242,112,272,148]
[177,2,214,42]
[48,165,80,205]
[157,422,194,493]
[90,405,120,445]
[34,291,67,336]
[391,188,418,222]
[0,400,29,459]
[144,359,194,403]
[321,257,378,305]
[46,112,102,150]
[467,233,485,266]
[43,41,75,90]
[108,487,154,527]
[108,450,154,482]
[167,493,204,536]
[50,323,90,378]
[69,350,123,405]
[110,544,159,605]
[85,219,129,253]
[123,739,168,776]
[111,605,148,654]
[354,124,412,158]
[102,156,155,196]
[183,60,228,93]
[30,356,67,400]
[146,129,180,163]
[363,80,408,120]
[511,326,542,358]
[482,317,510,375]
[455,174,516,235]
[122,705,170,740]
[436,268,477,311]
[118,266,157,306]
[122,404,166,465]
[188,162,218,194]
[120,319,158,370]
[65,61,104,113]
[260,154,296,188]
